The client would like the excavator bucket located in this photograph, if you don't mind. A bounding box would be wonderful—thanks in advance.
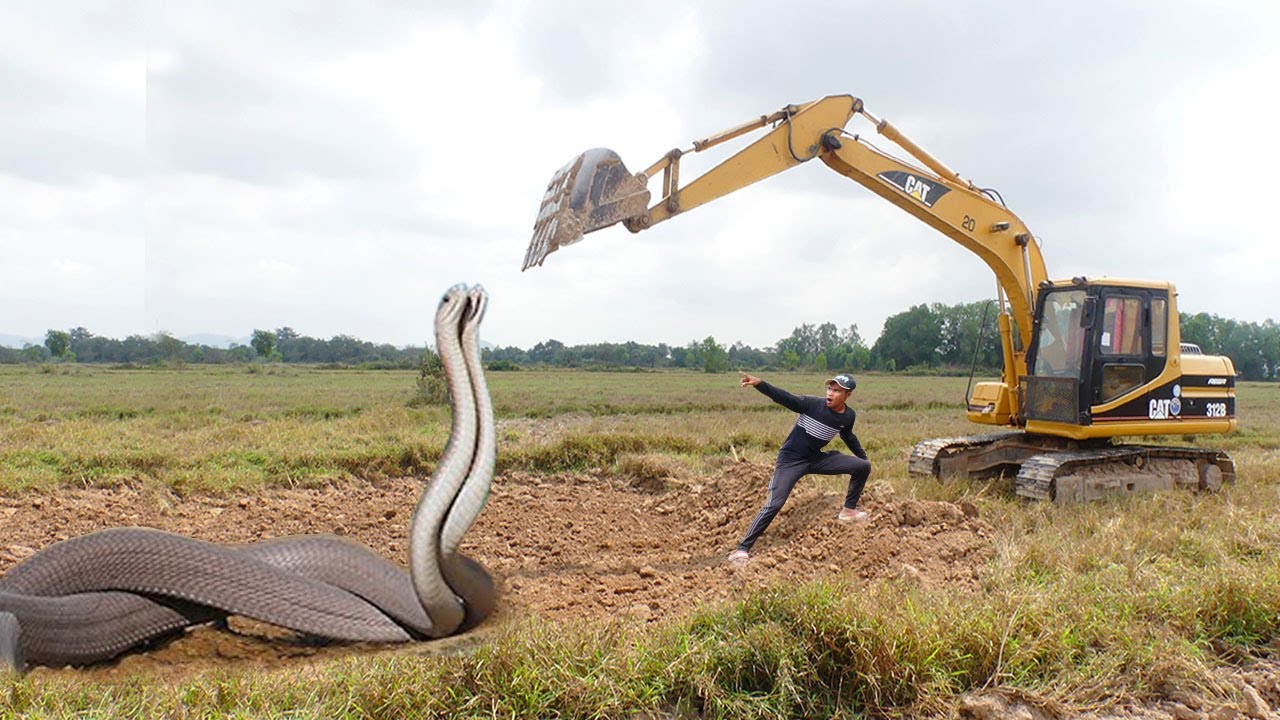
[523,148,651,270]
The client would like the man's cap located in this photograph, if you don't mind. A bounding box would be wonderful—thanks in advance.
[827,374,856,391]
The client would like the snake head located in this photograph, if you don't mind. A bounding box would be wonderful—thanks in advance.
[436,284,470,329]
[465,285,488,326]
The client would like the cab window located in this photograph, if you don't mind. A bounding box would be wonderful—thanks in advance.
[1151,297,1167,357]
[1100,365,1144,402]
[1034,289,1085,378]
[1099,296,1143,356]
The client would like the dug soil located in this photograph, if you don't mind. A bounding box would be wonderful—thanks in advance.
[0,461,989,682]
[4,463,1278,719]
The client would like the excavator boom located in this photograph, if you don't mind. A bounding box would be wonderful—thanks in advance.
[525,96,1045,330]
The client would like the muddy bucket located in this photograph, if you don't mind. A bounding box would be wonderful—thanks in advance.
[523,149,651,270]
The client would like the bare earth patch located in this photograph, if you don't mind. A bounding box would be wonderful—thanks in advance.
[0,461,988,680]
[2,462,1277,718]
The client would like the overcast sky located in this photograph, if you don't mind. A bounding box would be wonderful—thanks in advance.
[2,1,1277,351]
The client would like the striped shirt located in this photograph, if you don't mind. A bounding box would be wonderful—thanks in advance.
[754,380,866,460]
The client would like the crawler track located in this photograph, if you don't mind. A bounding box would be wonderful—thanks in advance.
[910,434,1234,503]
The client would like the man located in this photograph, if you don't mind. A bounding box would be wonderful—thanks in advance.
[728,372,872,564]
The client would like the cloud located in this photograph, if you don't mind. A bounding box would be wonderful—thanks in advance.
[149,44,415,185]
[1,0,1277,351]
[508,1,703,103]
[0,3,143,185]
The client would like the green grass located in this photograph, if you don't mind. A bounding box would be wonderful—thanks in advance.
[1,366,1277,717]
[0,366,974,493]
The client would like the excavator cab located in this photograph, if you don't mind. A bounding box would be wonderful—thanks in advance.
[1021,279,1236,441]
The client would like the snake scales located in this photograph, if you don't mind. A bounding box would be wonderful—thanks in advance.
[0,284,496,670]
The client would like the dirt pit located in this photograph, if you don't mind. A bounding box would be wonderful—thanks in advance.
[1,462,991,681]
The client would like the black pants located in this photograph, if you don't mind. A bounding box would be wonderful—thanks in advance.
[736,451,872,552]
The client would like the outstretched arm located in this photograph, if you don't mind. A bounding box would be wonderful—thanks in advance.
[741,372,806,414]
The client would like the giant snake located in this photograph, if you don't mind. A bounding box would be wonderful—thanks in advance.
[0,284,496,671]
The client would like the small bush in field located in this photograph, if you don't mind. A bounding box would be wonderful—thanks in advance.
[409,350,448,407]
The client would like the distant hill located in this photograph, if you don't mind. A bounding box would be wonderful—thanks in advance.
[0,334,38,349]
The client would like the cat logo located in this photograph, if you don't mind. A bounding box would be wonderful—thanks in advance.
[1148,384,1183,420]
[904,176,932,202]
[877,171,951,208]
[1148,398,1179,420]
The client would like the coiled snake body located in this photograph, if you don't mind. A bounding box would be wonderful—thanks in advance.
[0,284,496,670]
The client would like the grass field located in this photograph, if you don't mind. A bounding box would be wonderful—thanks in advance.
[0,365,984,494]
[2,365,1278,718]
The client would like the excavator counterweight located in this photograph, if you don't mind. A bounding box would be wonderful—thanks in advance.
[523,149,650,271]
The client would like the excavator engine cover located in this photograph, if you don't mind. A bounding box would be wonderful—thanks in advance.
[523,148,651,270]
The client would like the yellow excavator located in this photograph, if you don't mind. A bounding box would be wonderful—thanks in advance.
[524,94,1237,503]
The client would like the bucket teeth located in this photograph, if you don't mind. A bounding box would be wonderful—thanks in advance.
[523,149,650,270]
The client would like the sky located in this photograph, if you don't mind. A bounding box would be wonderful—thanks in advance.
[2,1,1278,351]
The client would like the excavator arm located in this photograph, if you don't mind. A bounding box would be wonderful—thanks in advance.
[525,94,1049,395]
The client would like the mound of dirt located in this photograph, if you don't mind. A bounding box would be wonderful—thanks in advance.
[0,461,995,681]
[494,462,993,623]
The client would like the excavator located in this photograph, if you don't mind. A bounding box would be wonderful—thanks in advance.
[523,94,1237,503]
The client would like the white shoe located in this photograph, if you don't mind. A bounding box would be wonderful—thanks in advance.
[837,508,869,524]
[727,549,749,565]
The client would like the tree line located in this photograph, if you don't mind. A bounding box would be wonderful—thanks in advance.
[4,327,421,368]
[5,305,1278,380]
[482,301,1004,374]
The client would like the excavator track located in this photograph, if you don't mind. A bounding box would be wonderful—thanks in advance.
[1016,445,1234,503]
[910,434,1234,504]
[909,431,1042,483]
[909,433,1005,478]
